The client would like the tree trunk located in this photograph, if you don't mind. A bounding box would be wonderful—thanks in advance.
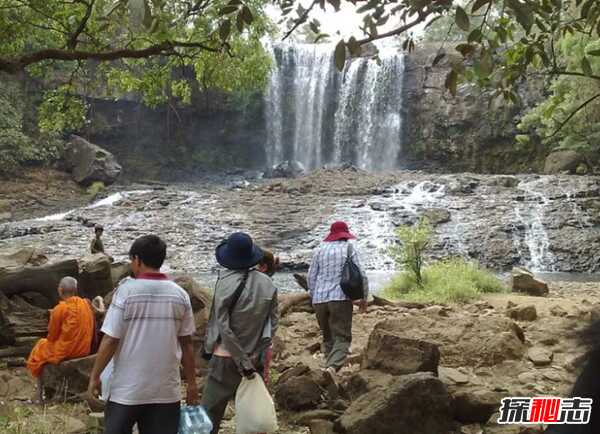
[0,259,79,305]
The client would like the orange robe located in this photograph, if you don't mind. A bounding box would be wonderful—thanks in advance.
[27,296,94,378]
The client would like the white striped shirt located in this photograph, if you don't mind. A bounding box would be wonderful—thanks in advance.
[307,240,369,304]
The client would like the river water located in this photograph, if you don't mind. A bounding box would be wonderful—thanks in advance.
[2,170,600,292]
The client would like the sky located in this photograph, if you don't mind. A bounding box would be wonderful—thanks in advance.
[266,1,429,42]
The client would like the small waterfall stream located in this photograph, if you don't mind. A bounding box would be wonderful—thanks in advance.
[264,43,405,171]
[514,179,556,272]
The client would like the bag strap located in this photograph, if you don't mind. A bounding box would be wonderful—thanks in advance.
[345,241,354,262]
[228,269,250,316]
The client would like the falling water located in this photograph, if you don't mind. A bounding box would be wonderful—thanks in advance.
[264,42,405,171]
[515,179,557,272]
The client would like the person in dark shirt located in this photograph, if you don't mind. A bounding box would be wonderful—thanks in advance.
[544,320,600,434]
[90,224,105,254]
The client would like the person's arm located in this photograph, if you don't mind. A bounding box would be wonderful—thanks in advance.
[178,295,198,404]
[307,251,320,297]
[215,288,254,374]
[46,304,64,342]
[179,335,199,405]
[88,335,119,398]
[270,290,279,337]
[351,244,369,312]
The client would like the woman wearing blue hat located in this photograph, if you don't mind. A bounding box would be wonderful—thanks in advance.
[202,232,279,434]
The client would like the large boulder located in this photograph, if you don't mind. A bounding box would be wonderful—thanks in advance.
[544,150,586,174]
[275,374,323,411]
[64,135,122,186]
[511,267,549,296]
[451,390,498,424]
[0,259,80,306]
[0,307,15,346]
[78,254,114,299]
[337,372,454,434]
[267,160,306,178]
[43,355,95,399]
[173,275,213,337]
[110,261,132,287]
[371,315,525,368]
[362,327,440,376]
[0,247,48,269]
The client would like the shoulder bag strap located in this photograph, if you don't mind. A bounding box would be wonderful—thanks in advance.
[228,269,250,316]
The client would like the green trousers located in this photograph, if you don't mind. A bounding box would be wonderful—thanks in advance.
[313,300,353,371]
[201,356,242,434]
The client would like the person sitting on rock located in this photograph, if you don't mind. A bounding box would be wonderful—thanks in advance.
[307,221,369,387]
[27,276,95,400]
[202,233,279,434]
[90,224,105,254]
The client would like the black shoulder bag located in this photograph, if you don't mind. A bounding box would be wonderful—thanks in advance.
[340,243,365,301]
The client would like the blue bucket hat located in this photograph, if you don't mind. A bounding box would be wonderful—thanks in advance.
[216,232,264,270]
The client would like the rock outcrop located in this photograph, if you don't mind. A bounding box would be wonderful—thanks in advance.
[362,326,440,375]
[544,150,586,174]
[78,254,113,299]
[0,259,80,306]
[64,135,122,186]
[267,160,306,179]
[338,372,454,434]
[275,374,323,411]
[43,355,95,399]
[512,268,549,296]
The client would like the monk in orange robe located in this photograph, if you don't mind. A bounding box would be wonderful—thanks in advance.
[27,276,95,398]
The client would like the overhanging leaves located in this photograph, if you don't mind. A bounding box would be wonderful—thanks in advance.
[334,40,346,71]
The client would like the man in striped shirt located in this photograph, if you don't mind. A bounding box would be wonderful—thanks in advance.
[308,221,369,382]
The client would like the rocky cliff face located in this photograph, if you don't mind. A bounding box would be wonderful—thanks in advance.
[82,92,266,181]
[78,44,555,178]
[401,44,548,173]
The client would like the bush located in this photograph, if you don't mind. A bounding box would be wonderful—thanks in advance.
[388,218,432,288]
[383,258,506,304]
[0,76,63,176]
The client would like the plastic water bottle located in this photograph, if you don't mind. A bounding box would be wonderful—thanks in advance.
[179,405,213,434]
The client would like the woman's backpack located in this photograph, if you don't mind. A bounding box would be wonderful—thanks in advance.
[340,243,365,300]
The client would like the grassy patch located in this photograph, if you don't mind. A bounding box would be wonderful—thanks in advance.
[382,258,507,304]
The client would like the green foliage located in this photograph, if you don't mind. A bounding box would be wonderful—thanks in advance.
[383,258,506,304]
[38,85,89,133]
[87,181,106,197]
[519,33,600,153]
[388,218,432,288]
[0,78,63,175]
[0,0,274,133]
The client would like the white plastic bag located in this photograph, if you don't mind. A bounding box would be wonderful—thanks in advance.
[235,374,278,434]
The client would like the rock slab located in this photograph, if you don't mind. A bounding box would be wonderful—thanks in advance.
[338,372,454,434]
[512,268,549,296]
[362,326,440,375]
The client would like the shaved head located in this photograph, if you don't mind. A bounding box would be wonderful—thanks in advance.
[58,276,78,298]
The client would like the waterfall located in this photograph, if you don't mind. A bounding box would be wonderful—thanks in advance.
[515,179,557,272]
[264,42,405,171]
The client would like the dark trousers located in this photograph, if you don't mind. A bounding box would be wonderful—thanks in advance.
[313,300,353,371]
[104,401,180,434]
[201,356,243,434]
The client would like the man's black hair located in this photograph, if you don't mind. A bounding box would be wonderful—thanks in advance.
[129,235,166,269]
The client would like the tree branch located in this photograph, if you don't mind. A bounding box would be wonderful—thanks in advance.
[547,92,600,139]
[67,0,95,50]
[282,0,319,41]
[357,11,430,45]
[0,41,221,74]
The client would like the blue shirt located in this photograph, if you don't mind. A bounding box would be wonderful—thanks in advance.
[307,240,369,304]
